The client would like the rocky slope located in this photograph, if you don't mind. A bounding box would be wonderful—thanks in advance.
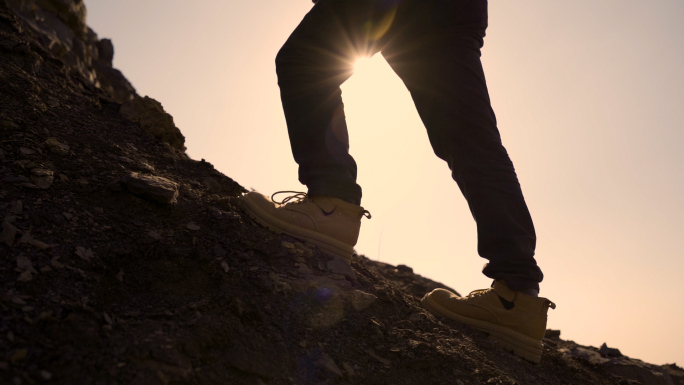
[1,1,683,384]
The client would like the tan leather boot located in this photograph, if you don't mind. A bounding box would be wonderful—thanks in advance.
[240,191,370,261]
[421,280,555,363]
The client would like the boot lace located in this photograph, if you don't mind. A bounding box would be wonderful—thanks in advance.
[270,191,371,219]
[271,191,308,205]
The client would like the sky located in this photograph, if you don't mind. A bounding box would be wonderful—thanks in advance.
[85,0,684,366]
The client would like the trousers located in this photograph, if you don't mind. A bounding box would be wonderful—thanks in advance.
[275,0,543,291]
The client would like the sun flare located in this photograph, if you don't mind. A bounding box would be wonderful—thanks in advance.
[353,57,373,74]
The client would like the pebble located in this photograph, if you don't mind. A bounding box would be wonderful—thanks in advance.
[30,168,54,189]
[44,137,70,155]
[19,147,36,155]
[317,353,343,377]
[75,246,94,261]
[1,216,18,246]
[16,256,37,274]
[220,261,230,273]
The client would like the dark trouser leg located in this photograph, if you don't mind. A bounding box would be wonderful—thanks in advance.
[381,0,543,291]
[276,0,395,205]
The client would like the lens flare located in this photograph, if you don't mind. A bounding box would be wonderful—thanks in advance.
[353,57,373,74]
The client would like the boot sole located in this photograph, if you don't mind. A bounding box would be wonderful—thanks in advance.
[240,196,354,262]
[421,294,543,364]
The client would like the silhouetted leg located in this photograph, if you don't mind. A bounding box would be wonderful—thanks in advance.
[382,0,543,291]
[276,0,396,205]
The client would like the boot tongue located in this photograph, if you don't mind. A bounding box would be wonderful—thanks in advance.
[310,196,338,213]
[492,280,516,302]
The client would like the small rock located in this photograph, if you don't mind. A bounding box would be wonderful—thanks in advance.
[1,216,18,246]
[97,39,114,64]
[121,172,179,204]
[326,255,356,280]
[297,264,314,275]
[30,168,54,189]
[44,138,70,155]
[147,230,163,240]
[396,264,413,273]
[40,370,52,380]
[28,238,50,250]
[19,147,36,156]
[317,353,343,377]
[599,343,623,358]
[186,223,200,231]
[51,257,64,269]
[545,329,561,339]
[221,261,230,273]
[16,256,37,274]
[18,232,50,250]
[75,246,94,261]
[329,274,346,280]
[346,290,377,311]
[17,271,33,282]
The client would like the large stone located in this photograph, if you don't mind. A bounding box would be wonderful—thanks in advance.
[120,96,186,151]
[121,172,179,204]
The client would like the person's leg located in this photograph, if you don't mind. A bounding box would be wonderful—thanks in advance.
[381,0,543,291]
[276,0,397,205]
